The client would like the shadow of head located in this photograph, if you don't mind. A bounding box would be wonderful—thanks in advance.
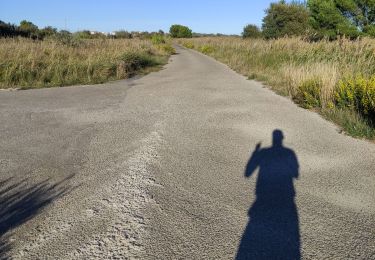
[272,129,284,147]
[0,175,75,257]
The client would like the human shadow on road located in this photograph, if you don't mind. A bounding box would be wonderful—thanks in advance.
[0,175,75,258]
[236,130,300,260]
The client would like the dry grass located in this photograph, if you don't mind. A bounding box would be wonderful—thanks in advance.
[0,38,174,89]
[180,37,375,139]
[281,62,339,106]
[180,37,375,96]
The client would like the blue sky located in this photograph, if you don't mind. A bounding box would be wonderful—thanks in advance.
[0,0,275,34]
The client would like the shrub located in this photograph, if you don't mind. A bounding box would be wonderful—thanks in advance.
[182,42,194,49]
[242,24,262,39]
[335,76,375,122]
[116,52,159,78]
[50,30,83,47]
[115,30,132,39]
[169,24,193,38]
[294,79,322,108]
[151,34,166,44]
[199,45,215,54]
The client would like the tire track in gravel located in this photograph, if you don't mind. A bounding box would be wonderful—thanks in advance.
[69,124,164,259]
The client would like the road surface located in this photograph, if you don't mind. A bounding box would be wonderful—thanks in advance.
[0,46,374,259]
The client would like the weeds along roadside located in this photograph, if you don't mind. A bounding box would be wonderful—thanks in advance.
[0,37,175,89]
[179,37,375,140]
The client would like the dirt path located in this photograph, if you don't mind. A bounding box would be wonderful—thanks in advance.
[0,46,374,259]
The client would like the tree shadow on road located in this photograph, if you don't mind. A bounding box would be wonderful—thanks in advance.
[0,175,75,258]
[236,130,300,260]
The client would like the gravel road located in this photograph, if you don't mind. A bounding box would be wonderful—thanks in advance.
[0,46,374,259]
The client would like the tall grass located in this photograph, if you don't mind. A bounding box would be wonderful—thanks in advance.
[0,38,174,89]
[180,37,375,139]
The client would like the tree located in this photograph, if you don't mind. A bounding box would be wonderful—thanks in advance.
[19,20,39,38]
[169,24,192,38]
[242,24,262,38]
[262,1,310,39]
[0,20,18,37]
[335,0,375,28]
[334,0,375,37]
[308,0,360,39]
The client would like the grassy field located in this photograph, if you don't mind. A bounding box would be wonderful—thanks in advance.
[0,38,175,89]
[180,37,375,140]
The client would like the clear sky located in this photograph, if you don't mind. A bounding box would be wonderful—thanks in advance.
[0,0,275,34]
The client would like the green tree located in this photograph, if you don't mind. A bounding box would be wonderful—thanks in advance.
[262,1,310,39]
[307,0,360,39]
[242,24,262,38]
[335,0,375,28]
[0,20,18,37]
[169,24,192,38]
[19,20,39,38]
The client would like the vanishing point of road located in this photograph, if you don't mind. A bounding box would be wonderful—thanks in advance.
[0,46,374,259]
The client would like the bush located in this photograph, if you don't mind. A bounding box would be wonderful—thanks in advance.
[199,45,215,54]
[115,30,132,39]
[335,76,375,122]
[169,24,193,38]
[294,79,322,108]
[151,34,166,44]
[116,52,159,78]
[242,24,262,39]
[182,42,194,49]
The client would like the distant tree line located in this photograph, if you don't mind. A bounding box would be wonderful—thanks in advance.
[0,20,59,39]
[243,0,375,40]
[1,20,238,41]
[0,20,168,40]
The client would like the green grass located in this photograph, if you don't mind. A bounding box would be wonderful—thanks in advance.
[322,108,375,139]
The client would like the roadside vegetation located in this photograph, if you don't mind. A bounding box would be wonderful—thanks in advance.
[179,0,375,140]
[180,37,375,139]
[0,38,175,89]
[0,20,176,89]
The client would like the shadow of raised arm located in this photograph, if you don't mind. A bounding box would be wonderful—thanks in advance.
[245,143,262,178]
